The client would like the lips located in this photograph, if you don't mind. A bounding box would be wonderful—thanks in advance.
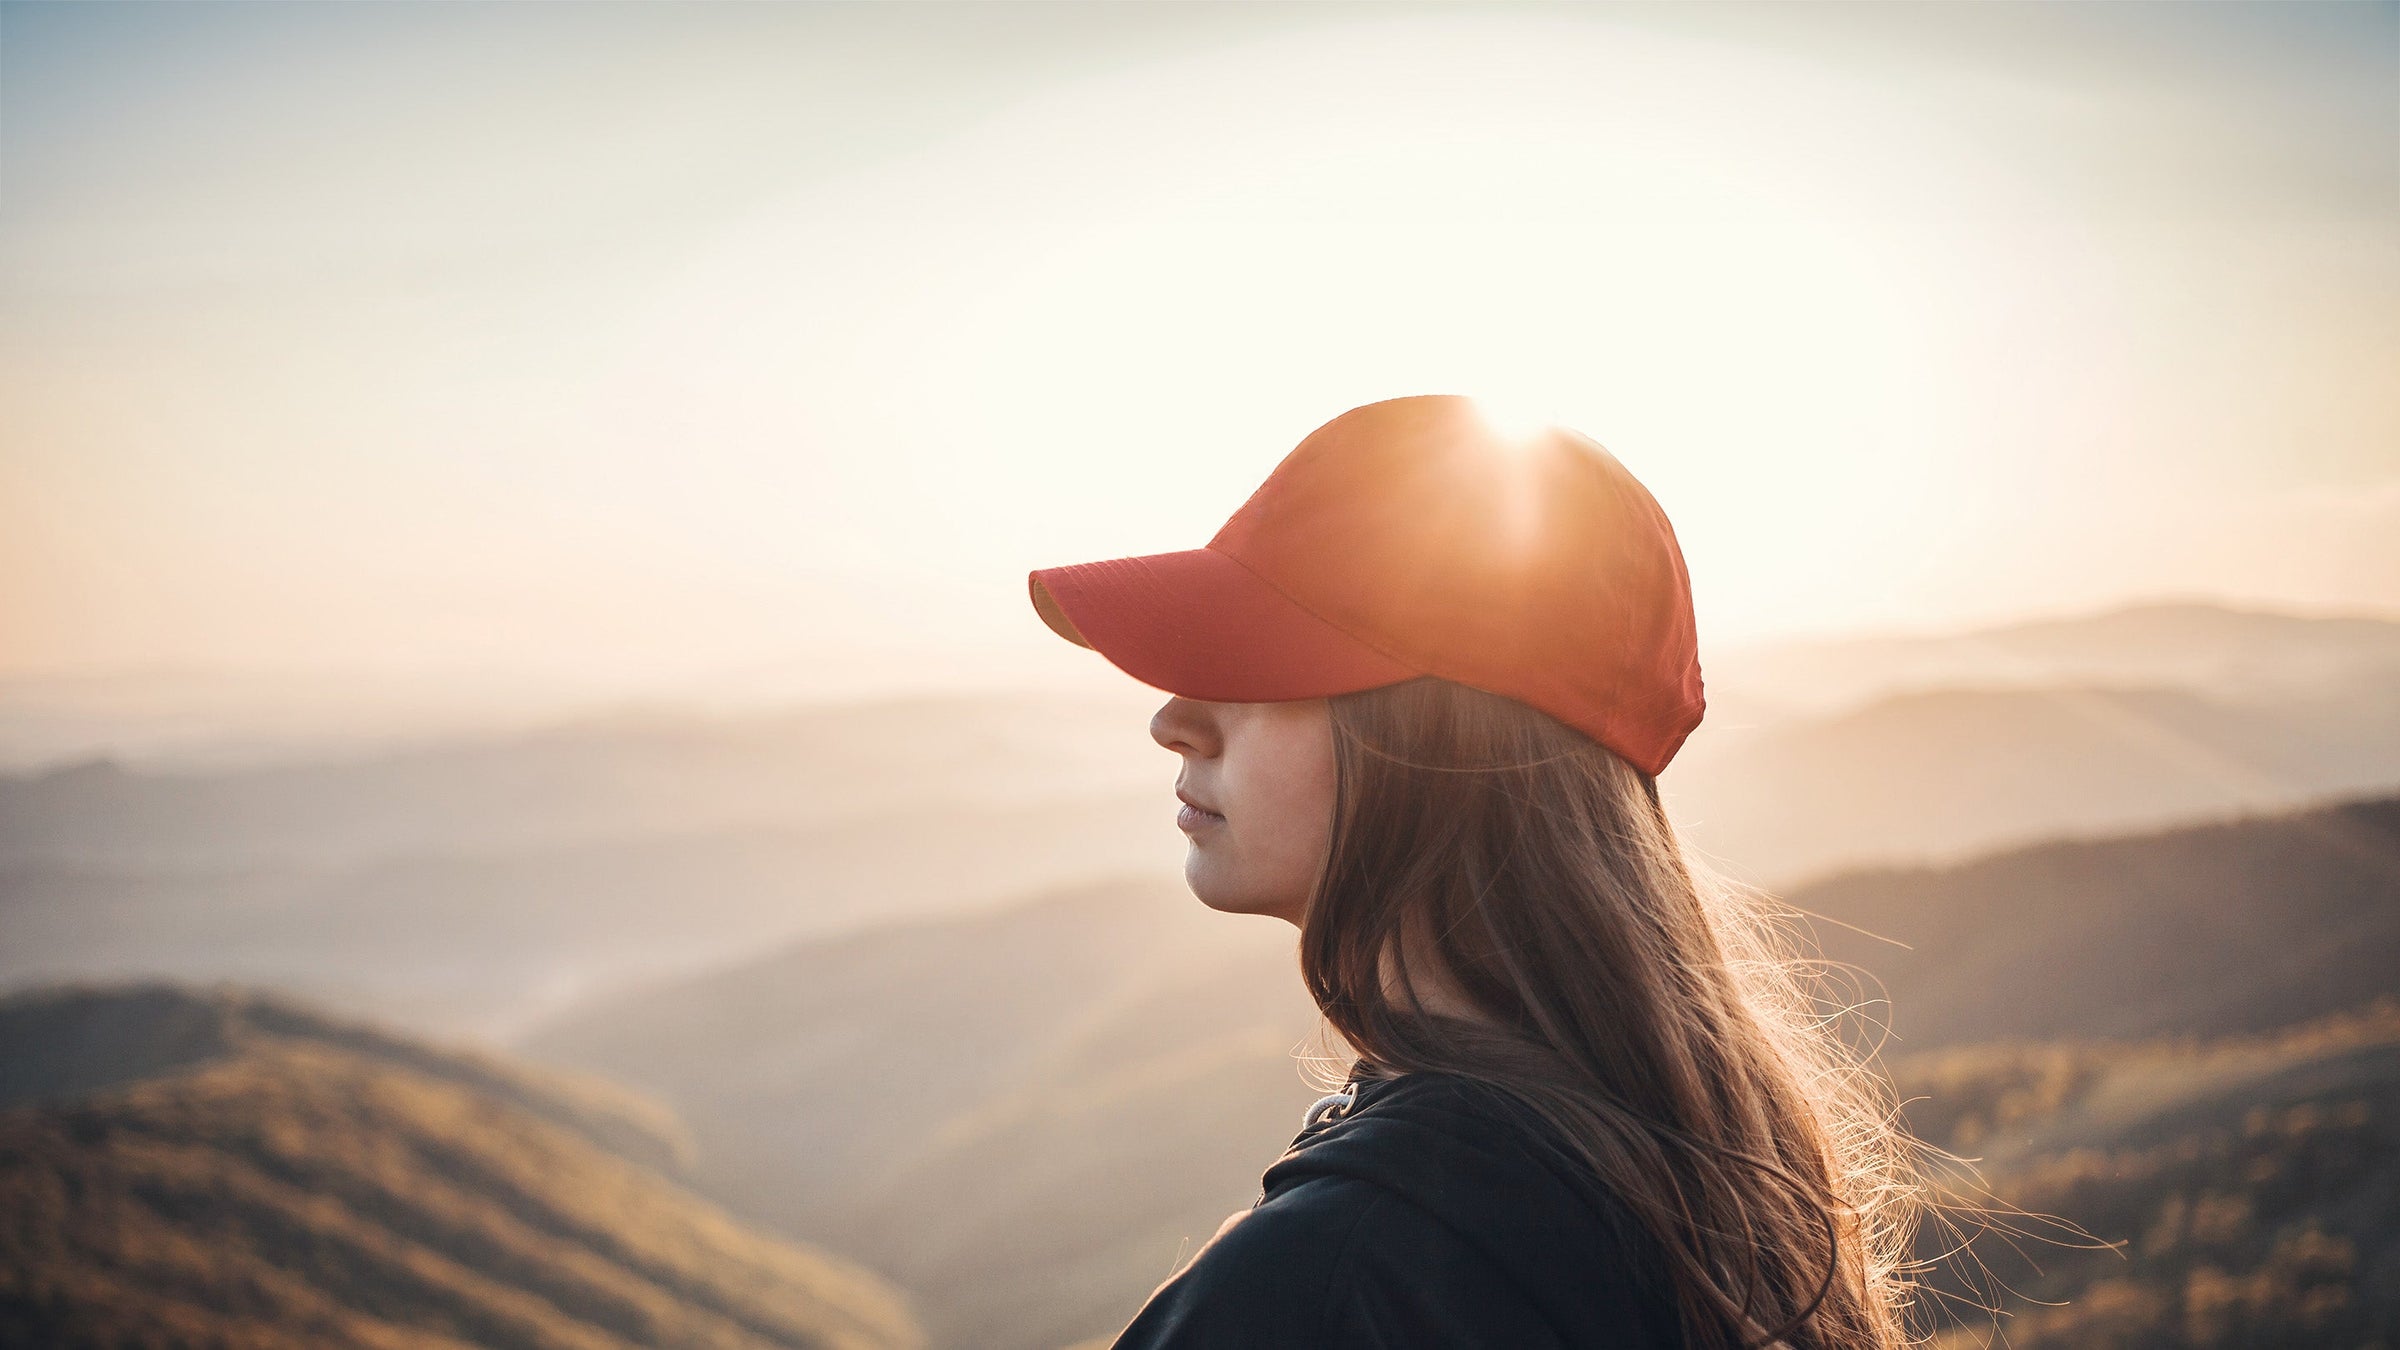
[1176,788,1225,820]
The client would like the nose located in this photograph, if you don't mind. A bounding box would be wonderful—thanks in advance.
[1149,696,1218,757]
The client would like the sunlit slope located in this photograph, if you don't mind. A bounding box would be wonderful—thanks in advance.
[1794,791,2400,1047]
[1894,1005,2400,1348]
[527,874,1324,1350]
[0,981,691,1171]
[0,984,925,1350]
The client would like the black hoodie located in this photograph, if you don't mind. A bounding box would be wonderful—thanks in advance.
[1109,1063,1686,1347]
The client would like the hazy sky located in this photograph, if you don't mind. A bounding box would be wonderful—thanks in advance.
[3,0,2394,700]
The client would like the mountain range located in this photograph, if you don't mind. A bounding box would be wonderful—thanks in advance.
[9,601,2399,1037]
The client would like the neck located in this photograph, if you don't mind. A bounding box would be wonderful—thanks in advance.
[1374,934,1498,1028]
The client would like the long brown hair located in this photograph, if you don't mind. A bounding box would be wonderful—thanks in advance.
[1300,676,1922,1349]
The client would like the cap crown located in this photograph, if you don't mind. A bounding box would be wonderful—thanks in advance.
[1208,395,1705,774]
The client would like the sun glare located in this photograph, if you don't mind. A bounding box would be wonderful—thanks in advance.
[1467,394,1571,452]
[1460,394,1567,562]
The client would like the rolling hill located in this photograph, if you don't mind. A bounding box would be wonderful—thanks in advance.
[0,983,925,1350]
[526,874,1326,1350]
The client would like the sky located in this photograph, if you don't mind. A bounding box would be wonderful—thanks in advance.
[3,0,2395,706]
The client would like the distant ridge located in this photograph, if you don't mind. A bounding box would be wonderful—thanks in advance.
[1710,597,2400,718]
[1793,789,2400,1047]
[0,688,1182,1037]
[0,982,925,1350]
[1670,677,2400,884]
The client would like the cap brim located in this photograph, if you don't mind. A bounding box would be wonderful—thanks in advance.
[1028,546,1420,703]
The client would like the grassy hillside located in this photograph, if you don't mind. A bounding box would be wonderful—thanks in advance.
[0,983,925,1350]
[1792,792,2400,1047]
[1894,1004,2400,1348]
[0,981,692,1172]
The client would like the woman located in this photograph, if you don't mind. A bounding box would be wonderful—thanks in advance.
[1027,395,1920,1349]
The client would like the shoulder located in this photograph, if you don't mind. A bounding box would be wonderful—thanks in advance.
[1110,1173,1564,1349]
[1112,1071,1683,1348]
[1265,1070,1686,1346]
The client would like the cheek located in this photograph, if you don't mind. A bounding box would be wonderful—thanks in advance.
[1248,742,1338,879]
[1196,785,1328,918]
[1284,766,1339,863]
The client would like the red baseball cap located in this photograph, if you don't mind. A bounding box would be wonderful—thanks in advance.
[1026,394,1706,776]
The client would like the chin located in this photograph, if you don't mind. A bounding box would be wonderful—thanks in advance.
[1190,889,1268,918]
[1184,864,1303,926]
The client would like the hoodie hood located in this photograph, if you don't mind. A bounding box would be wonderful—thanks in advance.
[1259,1066,1683,1344]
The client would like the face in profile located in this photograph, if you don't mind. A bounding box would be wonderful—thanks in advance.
[1148,696,1339,927]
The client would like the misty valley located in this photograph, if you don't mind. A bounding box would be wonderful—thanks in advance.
[5,602,2399,1349]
